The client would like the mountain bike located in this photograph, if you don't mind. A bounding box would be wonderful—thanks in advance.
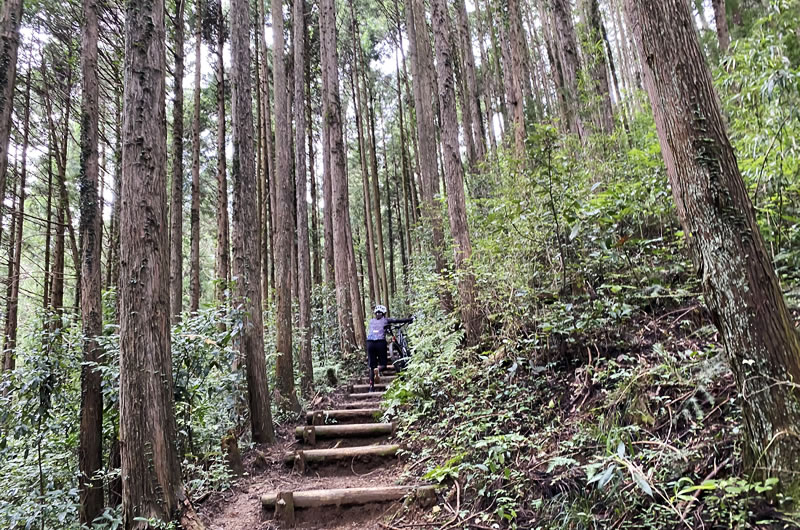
[385,322,411,371]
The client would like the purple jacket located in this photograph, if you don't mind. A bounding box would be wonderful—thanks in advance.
[366,316,412,341]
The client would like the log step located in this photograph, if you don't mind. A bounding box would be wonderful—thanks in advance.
[352,383,388,392]
[295,423,393,440]
[262,485,436,509]
[348,392,385,400]
[283,444,400,465]
[360,375,396,384]
[340,401,382,409]
[306,408,382,424]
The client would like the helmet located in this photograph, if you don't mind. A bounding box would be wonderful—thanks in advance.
[374,304,387,315]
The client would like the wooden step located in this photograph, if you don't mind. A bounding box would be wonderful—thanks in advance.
[352,383,388,392]
[295,423,393,441]
[283,444,400,471]
[340,401,382,409]
[262,485,436,509]
[360,375,396,384]
[306,408,381,424]
[348,391,385,400]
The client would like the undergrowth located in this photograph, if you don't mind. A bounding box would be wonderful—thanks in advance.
[386,20,800,523]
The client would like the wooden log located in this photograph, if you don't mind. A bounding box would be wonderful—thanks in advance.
[221,432,245,476]
[282,444,400,464]
[348,391,385,400]
[262,485,437,508]
[301,425,316,445]
[294,423,392,439]
[310,411,324,426]
[305,408,382,424]
[341,401,382,409]
[352,383,388,392]
[360,375,396,384]
[274,491,295,526]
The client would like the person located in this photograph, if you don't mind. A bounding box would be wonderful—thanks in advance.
[366,305,413,391]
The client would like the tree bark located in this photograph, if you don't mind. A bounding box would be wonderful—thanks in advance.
[40,56,74,342]
[406,0,452,312]
[169,0,185,321]
[454,0,485,164]
[190,0,202,313]
[430,0,481,347]
[271,0,300,412]
[711,0,730,53]
[214,5,230,304]
[0,0,23,239]
[348,41,379,305]
[78,0,104,517]
[506,0,527,156]
[582,0,615,134]
[307,40,321,287]
[230,0,276,442]
[366,81,389,306]
[257,0,272,305]
[43,146,53,312]
[320,0,359,353]
[624,0,800,491]
[3,71,28,371]
[551,0,586,141]
[119,0,187,522]
[321,55,336,288]
[294,0,313,396]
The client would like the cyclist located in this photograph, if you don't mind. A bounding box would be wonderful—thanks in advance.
[366,305,413,391]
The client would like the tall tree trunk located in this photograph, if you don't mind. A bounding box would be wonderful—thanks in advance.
[41,57,74,341]
[271,0,300,412]
[294,0,313,395]
[321,56,336,288]
[43,147,53,311]
[599,8,630,135]
[365,81,389,306]
[348,47,378,304]
[473,0,498,155]
[551,0,586,140]
[257,0,272,305]
[454,0,485,163]
[190,0,202,313]
[258,0,276,304]
[4,177,18,363]
[385,163,396,297]
[0,0,23,239]
[308,69,322,287]
[110,92,122,299]
[394,58,414,260]
[480,0,508,133]
[119,0,195,523]
[406,0,452,312]
[78,0,104,517]
[624,0,800,491]
[214,8,230,304]
[430,0,481,347]
[582,0,615,134]
[232,0,276,441]
[711,0,730,53]
[3,70,29,371]
[169,0,185,321]
[505,0,527,156]
[320,0,359,353]
[345,207,367,349]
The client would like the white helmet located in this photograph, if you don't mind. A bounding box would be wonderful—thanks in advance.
[374,304,387,315]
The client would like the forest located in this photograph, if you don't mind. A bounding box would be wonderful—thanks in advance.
[1,0,800,527]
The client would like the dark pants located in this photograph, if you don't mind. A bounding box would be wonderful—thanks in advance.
[366,340,388,386]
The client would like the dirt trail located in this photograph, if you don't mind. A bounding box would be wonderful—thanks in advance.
[199,368,429,529]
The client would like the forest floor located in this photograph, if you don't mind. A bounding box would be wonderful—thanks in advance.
[198,370,431,530]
